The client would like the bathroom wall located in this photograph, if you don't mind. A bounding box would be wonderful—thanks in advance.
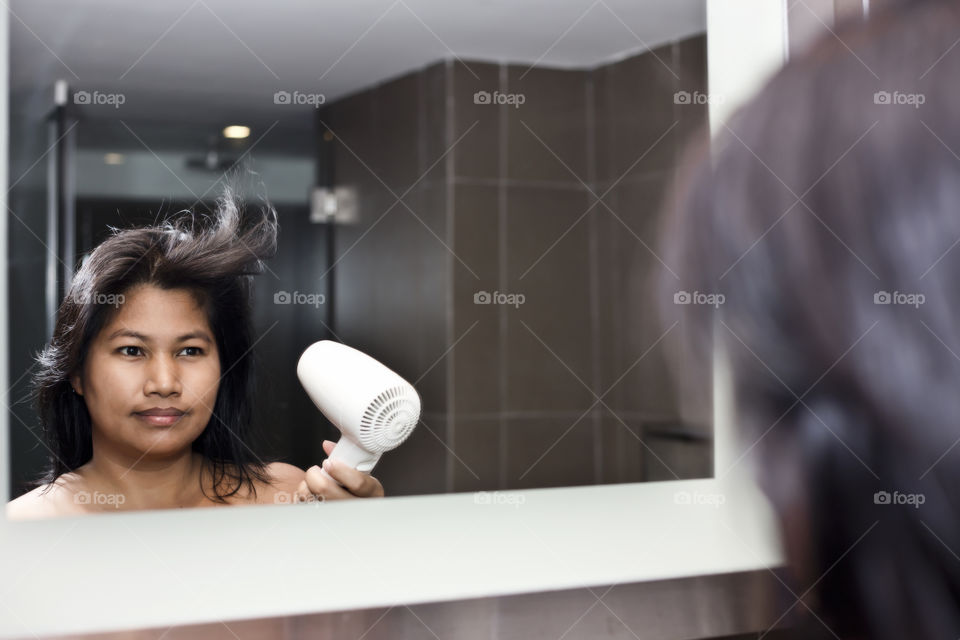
[594,36,713,484]
[46,570,793,639]
[7,94,55,497]
[322,62,451,495]
[323,34,711,497]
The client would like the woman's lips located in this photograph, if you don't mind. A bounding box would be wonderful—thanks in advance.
[136,414,184,427]
[134,408,186,427]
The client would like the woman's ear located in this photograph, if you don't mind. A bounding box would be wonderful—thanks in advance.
[70,372,83,396]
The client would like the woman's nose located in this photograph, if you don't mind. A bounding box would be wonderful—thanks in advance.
[143,355,182,396]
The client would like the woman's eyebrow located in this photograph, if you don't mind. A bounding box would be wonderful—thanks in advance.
[107,329,212,343]
[174,331,213,343]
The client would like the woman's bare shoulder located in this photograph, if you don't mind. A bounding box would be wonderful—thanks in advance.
[265,461,305,484]
[214,461,305,505]
[256,462,305,503]
[6,464,308,514]
[6,475,86,520]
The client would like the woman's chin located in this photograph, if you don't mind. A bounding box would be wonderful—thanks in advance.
[125,423,203,457]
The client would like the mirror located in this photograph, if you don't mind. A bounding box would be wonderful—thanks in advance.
[6,0,714,515]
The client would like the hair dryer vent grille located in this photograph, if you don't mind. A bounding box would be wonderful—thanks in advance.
[359,386,420,451]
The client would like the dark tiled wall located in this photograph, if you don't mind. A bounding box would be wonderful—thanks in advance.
[323,34,711,496]
[450,36,713,493]
[54,570,788,639]
[324,62,451,496]
[594,36,714,485]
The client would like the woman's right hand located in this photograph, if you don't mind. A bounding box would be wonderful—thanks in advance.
[294,440,386,502]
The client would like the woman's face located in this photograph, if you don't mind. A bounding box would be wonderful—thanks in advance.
[71,284,221,461]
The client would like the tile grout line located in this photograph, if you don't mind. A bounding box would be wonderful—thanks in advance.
[586,70,604,486]
[498,62,509,491]
[445,58,456,494]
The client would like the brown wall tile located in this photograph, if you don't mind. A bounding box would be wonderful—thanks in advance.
[451,417,501,492]
[452,60,502,180]
[504,185,595,412]
[505,65,590,183]
[505,416,595,489]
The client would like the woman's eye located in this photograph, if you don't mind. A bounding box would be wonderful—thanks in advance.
[117,346,203,357]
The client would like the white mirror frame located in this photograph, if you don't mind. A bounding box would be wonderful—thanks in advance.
[0,2,788,636]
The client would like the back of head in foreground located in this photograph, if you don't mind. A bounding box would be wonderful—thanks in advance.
[660,1,960,638]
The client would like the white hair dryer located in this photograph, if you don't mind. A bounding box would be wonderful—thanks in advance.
[296,340,421,482]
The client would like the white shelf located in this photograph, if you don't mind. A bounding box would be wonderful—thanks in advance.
[0,476,782,638]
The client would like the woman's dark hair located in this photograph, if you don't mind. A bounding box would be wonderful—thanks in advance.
[660,1,960,639]
[29,185,280,503]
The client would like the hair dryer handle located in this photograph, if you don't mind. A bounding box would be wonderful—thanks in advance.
[321,437,382,485]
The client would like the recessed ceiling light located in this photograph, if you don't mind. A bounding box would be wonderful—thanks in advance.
[223,125,250,139]
[103,153,125,165]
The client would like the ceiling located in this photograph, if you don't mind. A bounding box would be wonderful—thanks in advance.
[9,0,705,154]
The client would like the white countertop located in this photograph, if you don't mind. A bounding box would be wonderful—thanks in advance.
[0,476,782,638]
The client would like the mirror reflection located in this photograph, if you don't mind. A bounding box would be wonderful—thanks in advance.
[6,0,712,517]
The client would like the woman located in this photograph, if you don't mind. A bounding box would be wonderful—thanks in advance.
[660,1,960,638]
[7,187,383,519]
